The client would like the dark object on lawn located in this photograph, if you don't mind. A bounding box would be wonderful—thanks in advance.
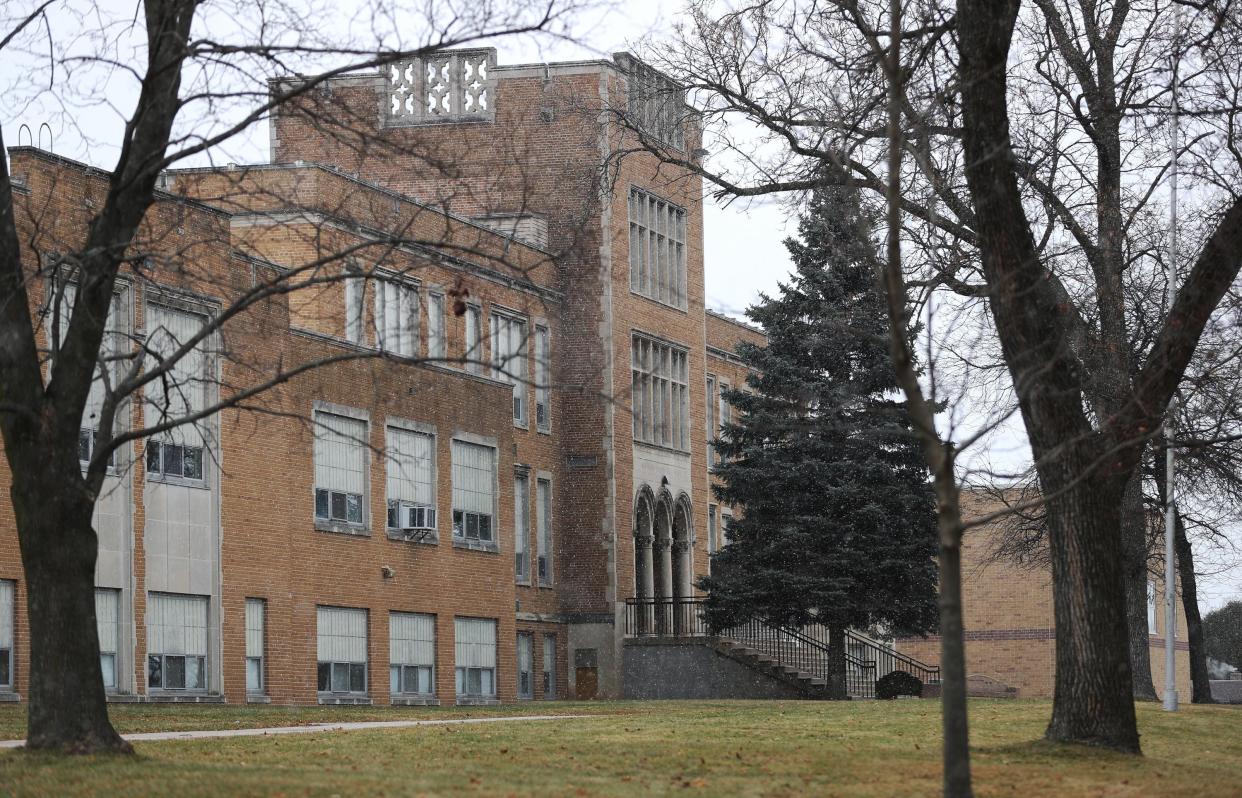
[876,670,924,699]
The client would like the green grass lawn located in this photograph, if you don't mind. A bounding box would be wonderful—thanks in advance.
[1,699,1239,797]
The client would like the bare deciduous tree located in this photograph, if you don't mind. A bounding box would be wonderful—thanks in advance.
[0,0,588,753]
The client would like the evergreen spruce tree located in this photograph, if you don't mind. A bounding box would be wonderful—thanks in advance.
[701,186,938,699]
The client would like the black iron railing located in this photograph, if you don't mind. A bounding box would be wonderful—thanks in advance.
[622,596,940,698]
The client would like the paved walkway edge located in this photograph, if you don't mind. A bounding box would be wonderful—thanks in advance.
[0,713,595,749]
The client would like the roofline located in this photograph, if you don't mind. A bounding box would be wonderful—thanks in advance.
[7,147,231,218]
[706,308,765,338]
[162,160,552,256]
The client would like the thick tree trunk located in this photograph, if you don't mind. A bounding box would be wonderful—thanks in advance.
[1120,470,1158,700]
[10,450,129,753]
[1042,469,1140,752]
[827,624,848,700]
[1172,507,1214,703]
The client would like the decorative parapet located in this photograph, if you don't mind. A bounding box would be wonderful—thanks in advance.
[382,49,497,126]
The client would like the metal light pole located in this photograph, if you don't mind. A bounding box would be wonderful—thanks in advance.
[1163,4,1182,714]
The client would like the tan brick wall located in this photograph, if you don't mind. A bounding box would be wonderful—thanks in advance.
[895,492,1191,700]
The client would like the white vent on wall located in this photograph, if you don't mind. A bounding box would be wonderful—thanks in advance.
[473,214,549,249]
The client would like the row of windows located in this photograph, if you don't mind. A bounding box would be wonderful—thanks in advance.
[312,409,553,583]
[36,590,556,702]
[343,276,551,432]
[705,374,731,467]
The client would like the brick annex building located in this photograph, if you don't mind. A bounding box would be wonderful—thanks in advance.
[0,49,765,706]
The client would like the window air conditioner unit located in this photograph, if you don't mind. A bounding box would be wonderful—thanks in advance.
[402,504,436,538]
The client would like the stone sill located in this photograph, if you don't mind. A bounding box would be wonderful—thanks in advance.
[0,692,20,703]
[247,694,272,704]
[452,539,499,554]
[455,697,500,706]
[315,520,370,538]
[391,696,440,706]
[385,529,439,546]
[106,694,143,704]
[148,693,225,704]
[318,695,373,706]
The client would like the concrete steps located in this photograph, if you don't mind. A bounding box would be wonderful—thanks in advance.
[710,639,831,699]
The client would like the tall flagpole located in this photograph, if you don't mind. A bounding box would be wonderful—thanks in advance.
[1163,3,1182,714]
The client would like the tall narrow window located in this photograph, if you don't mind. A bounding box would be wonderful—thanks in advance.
[631,334,689,450]
[344,275,364,344]
[452,440,496,547]
[428,292,446,359]
[491,313,528,425]
[147,592,209,692]
[52,282,125,470]
[542,634,557,699]
[386,426,436,537]
[245,599,265,695]
[628,187,687,308]
[464,305,483,373]
[96,588,120,690]
[706,375,716,466]
[721,510,733,547]
[454,617,497,700]
[515,472,531,583]
[390,612,435,697]
[708,504,718,556]
[313,410,367,527]
[537,478,553,586]
[1147,581,1157,633]
[145,303,210,483]
[0,580,14,692]
[516,632,534,699]
[534,325,551,432]
[717,381,731,464]
[374,279,419,356]
[317,606,368,695]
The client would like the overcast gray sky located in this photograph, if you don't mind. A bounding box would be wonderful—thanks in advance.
[2,0,1237,610]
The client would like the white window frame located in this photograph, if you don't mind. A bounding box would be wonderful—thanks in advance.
[491,311,529,426]
[708,503,718,557]
[464,304,484,374]
[515,471,531,584]
[628,186,688,309]
[317,605,368,696]
[313,406,369,531]
[389,612,436,698]
[0,580,14,692]
[451,438,498,551]
[144,300,212,487]
[706,374,716,467]
[542,634,557,700]
[537,476,553,586]
[631,334,690,450]
[344,273,365,344]
[374,277,419,356]
[96,588,120,691]
[1147,581,1157,633]
[454,617,497,701]
[517,632,534,700]
[428,292,446,359]
[385,422,437,541]
[534,324,551,432]
[147,592,209,693]
[246,598,266,696]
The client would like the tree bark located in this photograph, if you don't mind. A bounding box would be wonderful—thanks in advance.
[934,487,972,796]
[1041,466,1140,751]
[1120,470,1158,700]
[1172,500,1214,703]
[827,624,848,700]
[8,437,129,753]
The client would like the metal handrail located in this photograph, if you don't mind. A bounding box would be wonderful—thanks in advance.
[623,596,941,698]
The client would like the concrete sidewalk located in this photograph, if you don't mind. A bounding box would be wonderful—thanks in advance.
[0,713,593,750]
